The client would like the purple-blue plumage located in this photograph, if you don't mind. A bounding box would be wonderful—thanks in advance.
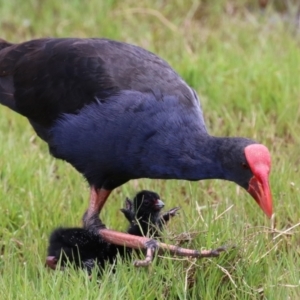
[49,91,258,191]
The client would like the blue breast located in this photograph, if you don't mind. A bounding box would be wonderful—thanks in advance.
[49,90,207,183]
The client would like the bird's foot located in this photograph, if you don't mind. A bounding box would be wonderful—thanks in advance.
[82,211,106,234]
[133,239,159,267]
[133,242,227,267]
[45,256,61,270]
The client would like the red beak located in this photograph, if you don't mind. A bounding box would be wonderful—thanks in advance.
[248,175,273,218]
[245,144,273,218]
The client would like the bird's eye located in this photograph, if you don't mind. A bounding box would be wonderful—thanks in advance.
[241,163,249,169]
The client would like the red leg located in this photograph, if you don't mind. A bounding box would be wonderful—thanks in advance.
[87,187,111,216]
[99,228,226,266]
[82,187,111,229]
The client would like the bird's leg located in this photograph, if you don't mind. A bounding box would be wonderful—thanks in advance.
[83,187,226,266]
[82,187,111,231]
[99,229,227,266]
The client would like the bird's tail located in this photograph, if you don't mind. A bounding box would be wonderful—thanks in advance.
[0,39,17,111]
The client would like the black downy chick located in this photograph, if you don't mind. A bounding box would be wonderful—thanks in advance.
[46,190,179,273]
[121,190,179,238]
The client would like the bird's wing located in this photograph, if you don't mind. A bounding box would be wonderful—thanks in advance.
[0,38,200,127]
[0,38,118,126]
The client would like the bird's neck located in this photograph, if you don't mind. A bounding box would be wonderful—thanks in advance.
[139,134,226,181]
[174,135,226,181]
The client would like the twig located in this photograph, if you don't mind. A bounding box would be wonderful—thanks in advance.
[196,201,209,228]
[157,255,189,262]
[214,205,234,221]
[184,259,196,293]
[273,222,300,240]
[11,238,23,246]
[269,284,299,288]
[255,239,282,263]
[215,263,237,288]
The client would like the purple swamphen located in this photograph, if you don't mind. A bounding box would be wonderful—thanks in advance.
[0,38,273,265]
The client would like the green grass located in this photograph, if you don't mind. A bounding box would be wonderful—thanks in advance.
[1,0,300,299]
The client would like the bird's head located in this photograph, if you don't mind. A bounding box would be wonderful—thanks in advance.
[220,140,273,218]
[244,144,273,218]
[134,190,165,217]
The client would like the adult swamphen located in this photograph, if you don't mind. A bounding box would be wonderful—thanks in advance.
[47,190,179,272]
[0,38,273,266]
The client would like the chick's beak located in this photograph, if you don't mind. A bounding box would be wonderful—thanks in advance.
[155,199,165,210]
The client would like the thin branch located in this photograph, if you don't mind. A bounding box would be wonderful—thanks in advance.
[215,263,237,288]
[273,221,300,240]
[214,205,234,221]
[255,239,282,263]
